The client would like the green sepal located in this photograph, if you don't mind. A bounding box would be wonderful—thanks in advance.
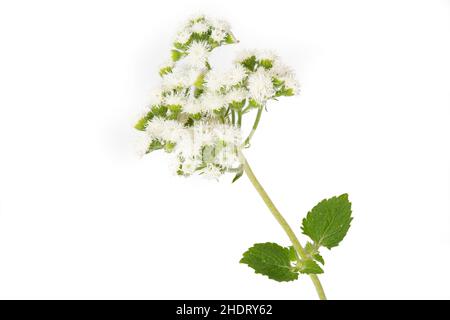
[248,99,261,109]
[173,42,188,51]
[171,50,184,62]
[194,88,204,98]
[134,112,154,131]
[275,87,294,97]
[146,140,164,154]
[224,33,235,44]
[164,141,176,153]
[259,59,273,69]
[241,55,257,71]
[151,105,168,117]
[167,104,182,113]
[194,73,205,89]
[159,66,173,77]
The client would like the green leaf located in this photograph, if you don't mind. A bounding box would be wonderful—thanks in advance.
[302,194,353,249]
[313,253,325,265]
[288,246,299,262]
[240,243,299,282]
[299,259,324,275]
[305,242,325,265]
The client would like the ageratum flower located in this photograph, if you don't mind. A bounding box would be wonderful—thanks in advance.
[135,14,299,179]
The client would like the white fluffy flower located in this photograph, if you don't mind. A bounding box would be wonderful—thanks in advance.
[164,92,186,106]
[179,156,202,175]
[135,131,153,157]
[215,147,240,168]
[213,124,241,145]
[200,92,227,112]
[234,49,256,64]
[270,59,294,78]
[205,65,246,92]
[161,63,202,91]
[148,88,164,106]
[175,29,191,44]
[247,68,275,103]
[205,70,226,92]
[191,21,209,34]
[226,64,247,85]
[183,99,202,114]
[161,72,184,91]
[186,41,210,67]
[225,87,247,104]
[256,50,278,62]
[160,59,175,70]
[208,18,231,33]
[146,117,186,143]
[199,163,223,179]
[193,122,216,147]
[211,29,226,42]
[281,74,300,94]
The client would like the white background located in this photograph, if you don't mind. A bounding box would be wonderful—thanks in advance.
[0,0,449,300]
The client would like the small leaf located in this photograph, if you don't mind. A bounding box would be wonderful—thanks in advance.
[304,242,325,265]
[232,169,243,183]
[240,243,299,282]
[288,246,299,262]
[313,253,325,265]
[299,259,324,275]
[302,194,353,249]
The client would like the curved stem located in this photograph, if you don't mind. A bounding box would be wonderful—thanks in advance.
[240,152,327,300]
[243,105,263,147]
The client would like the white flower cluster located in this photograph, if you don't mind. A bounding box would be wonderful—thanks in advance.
[136,15,300,179]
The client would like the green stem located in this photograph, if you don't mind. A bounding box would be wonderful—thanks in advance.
[243,105,263,147]
[240,152,327,300]
[237,110,242,127]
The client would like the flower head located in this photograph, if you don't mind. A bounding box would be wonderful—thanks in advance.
[248,68,275,103]
[135,15,299,179]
